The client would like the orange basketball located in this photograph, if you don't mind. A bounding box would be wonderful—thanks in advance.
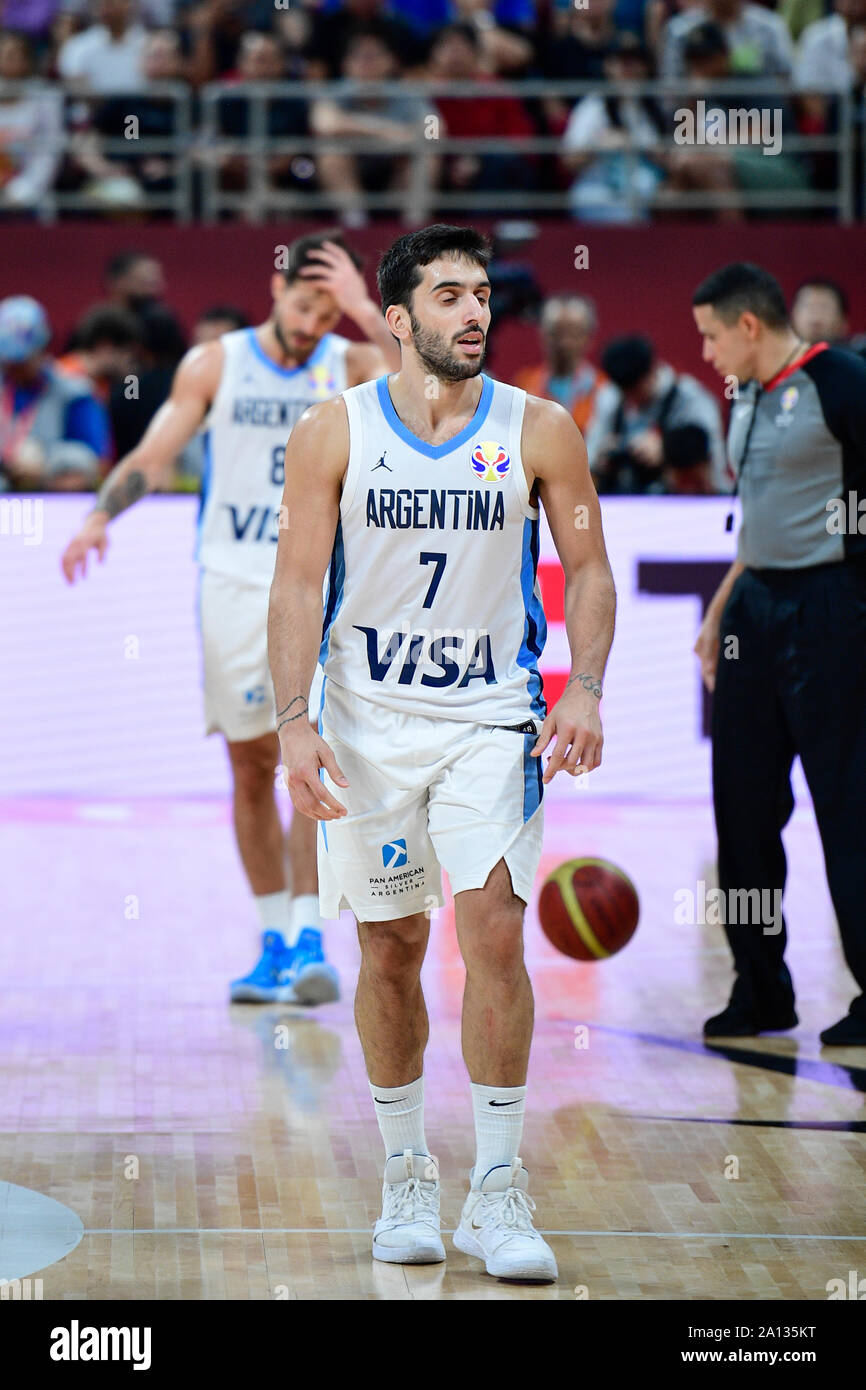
[537,858,639,961]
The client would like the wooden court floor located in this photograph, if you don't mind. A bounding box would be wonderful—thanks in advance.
[1,796,864,1300]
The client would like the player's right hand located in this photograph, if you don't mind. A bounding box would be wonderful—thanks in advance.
[279,727,349,821]
[61,511,109,584]
[694,612,720,692]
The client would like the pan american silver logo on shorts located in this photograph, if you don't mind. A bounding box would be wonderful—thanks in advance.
[382,839,407,868]
[370,838,425,897]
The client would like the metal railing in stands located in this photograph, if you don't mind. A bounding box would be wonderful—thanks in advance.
[0,80,193,223]
[0,79,856,223]
[198,79,858,224]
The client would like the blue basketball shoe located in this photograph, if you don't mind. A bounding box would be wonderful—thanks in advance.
[275,927,340,1006]
[230,930,293,1003]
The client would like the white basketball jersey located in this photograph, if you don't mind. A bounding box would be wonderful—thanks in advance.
[320,374,548,724]
[197,327,350,586]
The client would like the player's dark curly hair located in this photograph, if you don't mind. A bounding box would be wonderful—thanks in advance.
[377,225,492,314]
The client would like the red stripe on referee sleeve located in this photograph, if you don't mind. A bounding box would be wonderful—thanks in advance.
[537,559,565,623]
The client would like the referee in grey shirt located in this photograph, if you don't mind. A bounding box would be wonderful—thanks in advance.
[692,262,866,1047]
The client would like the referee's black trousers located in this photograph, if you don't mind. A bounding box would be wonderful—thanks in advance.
[713,561,866,1021]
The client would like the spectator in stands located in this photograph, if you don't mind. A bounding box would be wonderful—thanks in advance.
[791,279,849,343]
[104,248,186,369]
[311,27,429,227]
[795,0,866,92]
[0,296,110,492]
[74,29,187,213]
[426,23,536,201]
[664,22,809,221]
[562,34,667,223]
[302,0,427,80]
[0,30,63,215]
[212,29,312,212]
[660,0,794,79]
[586,334,726,494]
[514,295,605,433]
[58,0,148,94]
[182,0,281,86]
[444,0,534,74]
[105,249,167,316]
[192,304,249,343]
[56,304,140,403]
[539,0,617,80]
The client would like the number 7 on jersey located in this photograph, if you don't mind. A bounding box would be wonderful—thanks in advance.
[419,552,446,609]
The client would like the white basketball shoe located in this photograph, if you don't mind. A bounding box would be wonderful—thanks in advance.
[454,1157,558,1281]
[372,1150,446,1265]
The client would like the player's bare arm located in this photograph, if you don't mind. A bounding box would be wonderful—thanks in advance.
[268,397,350,822]
[298,240,401,374]
[694,559,744,693]
[61,342,223,584]
[523,395,616,783]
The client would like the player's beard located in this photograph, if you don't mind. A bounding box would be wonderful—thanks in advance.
[272,314,316,365]
[408,311,486,382]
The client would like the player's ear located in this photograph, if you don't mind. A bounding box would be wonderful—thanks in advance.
[270,271,287,305]
[384,304,410,344]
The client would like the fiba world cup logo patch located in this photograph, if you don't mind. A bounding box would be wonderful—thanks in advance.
[774,384,799,428]
[307,364,335,398]
[470,440,510,483]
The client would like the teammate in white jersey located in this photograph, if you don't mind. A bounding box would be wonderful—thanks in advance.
[269,225,616,1281]
[61,231,399,1006]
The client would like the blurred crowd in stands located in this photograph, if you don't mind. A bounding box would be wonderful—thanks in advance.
[1,244,863,496]
[0,0,863,220]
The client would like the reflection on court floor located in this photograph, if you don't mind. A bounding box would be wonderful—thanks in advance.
[1,795,864,1300]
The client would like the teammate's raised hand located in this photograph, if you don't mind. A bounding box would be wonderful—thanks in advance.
[61,511,109,584]
[298,241,370,321]
[531,680,603,784]
[279,722,350,821]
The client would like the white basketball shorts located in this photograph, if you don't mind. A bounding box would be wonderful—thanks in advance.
[316,678,545,922]
[199,569,324,742]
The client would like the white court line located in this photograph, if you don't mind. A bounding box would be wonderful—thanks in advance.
[81,1228,866,1240]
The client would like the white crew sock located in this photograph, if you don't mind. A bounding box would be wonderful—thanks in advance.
[287,892,321,947]
[254,891,290,936]
[470,1082,527,1184]
[370,1076,428,1159]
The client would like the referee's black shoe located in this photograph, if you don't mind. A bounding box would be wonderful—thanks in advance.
[704,1004,798,1038]
[819,1015,866,1047]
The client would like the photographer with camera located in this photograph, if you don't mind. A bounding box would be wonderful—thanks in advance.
[585,333,726,495]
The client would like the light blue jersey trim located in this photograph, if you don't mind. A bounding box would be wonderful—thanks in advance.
[522,729,543,824]
[517,516,547,820]
[247,328,331,380]
[375,373,494,459]
[317,673,329,852]
[319,520,345,664]
[194,429,212,561]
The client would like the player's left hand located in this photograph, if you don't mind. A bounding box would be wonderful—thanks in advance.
[531,684,603,784]
[298,241,371,320]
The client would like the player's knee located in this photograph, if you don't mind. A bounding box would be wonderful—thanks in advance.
[358,918,427,985]
[462,909,525,982]
[228,742,276,800]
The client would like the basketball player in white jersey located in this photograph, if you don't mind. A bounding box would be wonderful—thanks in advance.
[61,231,399,1006]
[269,226,616,1280]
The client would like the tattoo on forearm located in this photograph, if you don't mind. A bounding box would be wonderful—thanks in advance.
[276,696,308,733]
[97,469,147,520]
[567,672,603,700]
